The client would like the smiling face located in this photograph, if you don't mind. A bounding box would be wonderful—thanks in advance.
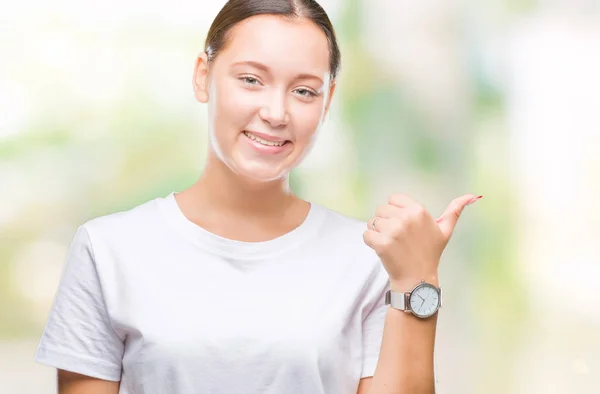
[193,14,336,183]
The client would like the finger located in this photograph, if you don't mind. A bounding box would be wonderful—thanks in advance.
[367,203,406,232]
[367,216,395,233]
[437,194,479,239]
[363,228,378,248]
[362,228,387,251]
[367,217,378,232]
[388,193,420,209]
[367,216,384,232]
[375,203,404,219]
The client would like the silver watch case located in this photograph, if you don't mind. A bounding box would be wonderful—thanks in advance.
[385,280,442,319]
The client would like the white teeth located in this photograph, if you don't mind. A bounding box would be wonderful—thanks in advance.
[244,131,286,147]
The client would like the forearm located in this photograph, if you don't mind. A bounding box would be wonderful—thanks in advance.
[367,279,438,394]
[362,193,478,393]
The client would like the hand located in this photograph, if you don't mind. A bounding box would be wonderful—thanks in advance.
[363,193,481,288]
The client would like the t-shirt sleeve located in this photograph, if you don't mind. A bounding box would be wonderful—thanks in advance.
[34,225,124,381]
[360,262,390,378]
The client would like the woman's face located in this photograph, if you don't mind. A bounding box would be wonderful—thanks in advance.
[193,15,335,183]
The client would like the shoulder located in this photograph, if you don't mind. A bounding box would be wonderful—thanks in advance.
[80,194,165,248]
[313,202,369,234]
[313,203,390,301]
[311,202,382,268]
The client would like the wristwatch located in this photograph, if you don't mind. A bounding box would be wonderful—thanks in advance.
[385,280,442,319]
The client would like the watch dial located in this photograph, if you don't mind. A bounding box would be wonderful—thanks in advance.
[411,285,439,317]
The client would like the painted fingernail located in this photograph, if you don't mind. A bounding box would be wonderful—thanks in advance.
[467,195,483,205]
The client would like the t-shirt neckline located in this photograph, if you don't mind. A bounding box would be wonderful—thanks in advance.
[157,191,326,260]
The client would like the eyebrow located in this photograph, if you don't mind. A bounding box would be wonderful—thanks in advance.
[231,60,324,85]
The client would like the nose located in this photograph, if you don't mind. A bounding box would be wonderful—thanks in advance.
[258,91,289,128]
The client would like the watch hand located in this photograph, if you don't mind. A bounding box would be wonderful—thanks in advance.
[420,295,430,310]
[415,294,426,309]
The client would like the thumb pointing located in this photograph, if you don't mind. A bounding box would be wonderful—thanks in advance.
[436,194,482,239]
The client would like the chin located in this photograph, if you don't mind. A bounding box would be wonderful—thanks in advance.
[230,157,291,184]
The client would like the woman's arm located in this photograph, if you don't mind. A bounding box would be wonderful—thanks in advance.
[35,227,125,388]
[58,370,120,394]
[358,280,438,394]
[360,193,480,393]
[357,376,373,393]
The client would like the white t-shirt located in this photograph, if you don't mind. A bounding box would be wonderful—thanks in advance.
[34,192,390,394]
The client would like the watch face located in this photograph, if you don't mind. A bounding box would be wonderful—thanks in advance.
[409,283,440,318]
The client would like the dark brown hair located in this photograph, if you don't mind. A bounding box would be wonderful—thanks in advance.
[204,0,341,81]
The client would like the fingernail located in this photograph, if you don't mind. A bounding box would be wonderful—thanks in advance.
[467,195,483,205]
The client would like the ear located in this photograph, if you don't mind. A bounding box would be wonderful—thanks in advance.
[193,52,210,103]
[323,80,337,119]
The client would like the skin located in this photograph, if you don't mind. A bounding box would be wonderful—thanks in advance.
[56,12,482,394]
[174,14,337,244]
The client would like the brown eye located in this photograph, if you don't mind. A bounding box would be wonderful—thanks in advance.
[240,76,260,85]
[295,88,316,97]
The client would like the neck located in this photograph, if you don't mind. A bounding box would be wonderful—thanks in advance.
[191,151,297,218]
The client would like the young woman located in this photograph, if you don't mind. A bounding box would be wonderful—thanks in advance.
[34,0,481,393]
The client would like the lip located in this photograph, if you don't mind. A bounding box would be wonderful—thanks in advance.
[244,130,289,143]
[242,132,291,155]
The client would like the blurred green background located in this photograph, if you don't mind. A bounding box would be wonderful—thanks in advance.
[1,0,599,392]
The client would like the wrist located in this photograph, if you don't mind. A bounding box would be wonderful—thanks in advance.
[389,274,439,292]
